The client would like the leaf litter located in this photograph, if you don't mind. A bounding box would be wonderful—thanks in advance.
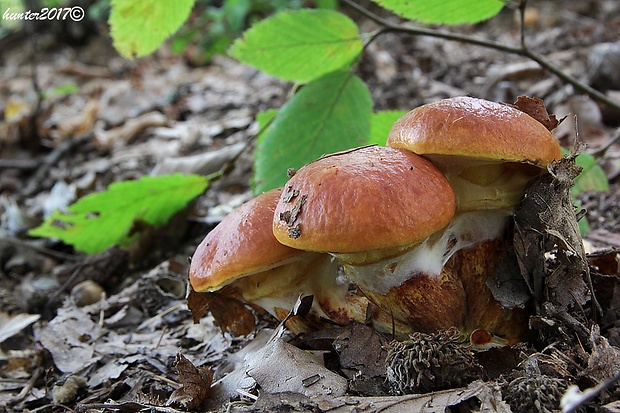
[1,2,620,412]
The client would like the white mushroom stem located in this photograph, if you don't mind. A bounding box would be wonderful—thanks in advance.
[236,253,371,327]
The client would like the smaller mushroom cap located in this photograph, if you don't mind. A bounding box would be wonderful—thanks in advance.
[190,188,304,292]
[387,96,562,166]
[272,146,456,254]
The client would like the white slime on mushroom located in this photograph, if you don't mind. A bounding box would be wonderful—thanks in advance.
[336,210,511,294]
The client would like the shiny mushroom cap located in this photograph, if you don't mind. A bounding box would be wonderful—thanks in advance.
[386,96,562,166]
[387,97,563,211]
[272,146,456,258]
[190,188,305,293]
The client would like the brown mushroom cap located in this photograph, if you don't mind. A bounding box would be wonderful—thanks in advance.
[387,96,562,166]
[272,146,456,254]
[190,188,305,292]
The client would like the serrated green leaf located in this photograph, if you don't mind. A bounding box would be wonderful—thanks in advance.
[109,0,195,59]
[371,0,504,24]
[29,174,209,254]
[368,110,408,145]
[570,151,610,196]
[229,9,362,82]
[255,109,280,145]
[253,71,372,194]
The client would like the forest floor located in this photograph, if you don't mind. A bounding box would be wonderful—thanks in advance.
[1,1,620,412]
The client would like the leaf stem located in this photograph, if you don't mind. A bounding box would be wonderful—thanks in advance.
[342,0,620,112]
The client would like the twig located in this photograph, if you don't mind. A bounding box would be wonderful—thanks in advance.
[0,236,80,261]
[562,370,620,413]
[25,14,43,141]
[0,158,40,170]
[342,0,620,112]
[21,132,93,198]
[591,127,620,158]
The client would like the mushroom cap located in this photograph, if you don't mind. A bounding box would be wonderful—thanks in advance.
[190,188,305,292]
[272,146,456,253]
[387,96,562,166]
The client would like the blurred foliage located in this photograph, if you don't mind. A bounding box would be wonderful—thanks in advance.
[170,0,335,65]
[29,174,211,254]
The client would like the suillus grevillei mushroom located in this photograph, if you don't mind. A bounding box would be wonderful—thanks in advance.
[189,188,371,333]
[386,96,563,340]
[190,96,563,345]
[272,145,463,335]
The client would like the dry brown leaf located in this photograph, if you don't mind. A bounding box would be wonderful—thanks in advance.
[333,323,389,396]
[513,95,562,131]
[251,380,510,413]
[244,330,348,398]
[168,353,213,410]
[187,289,255,336]
[513,147,590,310]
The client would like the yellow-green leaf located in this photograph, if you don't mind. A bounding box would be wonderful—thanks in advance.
[109,0,195,59]
[29,174,209,254]
[229,9,362,82]
[371,0,504,24]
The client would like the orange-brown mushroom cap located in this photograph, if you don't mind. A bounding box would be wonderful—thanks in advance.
[387,96,562,166]
[190,188,305,292]
[272,146,456,254]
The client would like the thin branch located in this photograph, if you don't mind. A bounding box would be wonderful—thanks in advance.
[342,0,620,112]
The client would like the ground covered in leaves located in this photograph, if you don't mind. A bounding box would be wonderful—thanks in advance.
[1,1,620,412]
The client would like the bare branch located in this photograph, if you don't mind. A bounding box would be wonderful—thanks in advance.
[342,0,620,112]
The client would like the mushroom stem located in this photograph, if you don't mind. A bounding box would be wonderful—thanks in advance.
[334,210,529,339]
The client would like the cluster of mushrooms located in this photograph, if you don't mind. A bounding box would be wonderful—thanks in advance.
[189,96,563,345]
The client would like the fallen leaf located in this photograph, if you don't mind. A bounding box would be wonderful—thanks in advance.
[33,307,102,373]
[332,323,389,396]
[0,312,40,343]
[168,353,213,410]
[244,330,348,398]
[252,380,511,413]
[513,95,562,131]
[187,289,255,336]
[513,147,591,310]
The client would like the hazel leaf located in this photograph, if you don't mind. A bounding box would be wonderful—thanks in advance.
[109,0,195,59]
[570,150,610,196]
[368,110,409,145]
[253,71,372,194]
[229,9,363,82]
[371,0,505,24]
[29,174,209,254]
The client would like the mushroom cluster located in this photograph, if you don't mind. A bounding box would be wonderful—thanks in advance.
[189,96,562,343]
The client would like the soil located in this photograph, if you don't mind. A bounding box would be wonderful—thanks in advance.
[1,1,619,412]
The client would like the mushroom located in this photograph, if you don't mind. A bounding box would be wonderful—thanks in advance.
[189,188,370,333]
[387,96,562,212]
[272,145,463,334]
[386,96,563,339]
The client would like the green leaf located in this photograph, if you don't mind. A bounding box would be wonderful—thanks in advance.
[570,151,610,196]
[253,71,372,194]
[371,0,505,24]
[29,174,210,254]
[109,0,195,59]
[368,110,408,145]
[229,9,362,82]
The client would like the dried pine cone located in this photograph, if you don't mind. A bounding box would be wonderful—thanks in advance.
[385,327,483,394]
[503,374,567,413]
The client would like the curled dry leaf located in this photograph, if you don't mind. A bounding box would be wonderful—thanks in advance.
[513,147,591,311]
[244,335,348,398]
[168,353,213,410]
[95,111,169,148]
[333,323,389,396]
[187,288,255,336]
[513,95,562,131]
